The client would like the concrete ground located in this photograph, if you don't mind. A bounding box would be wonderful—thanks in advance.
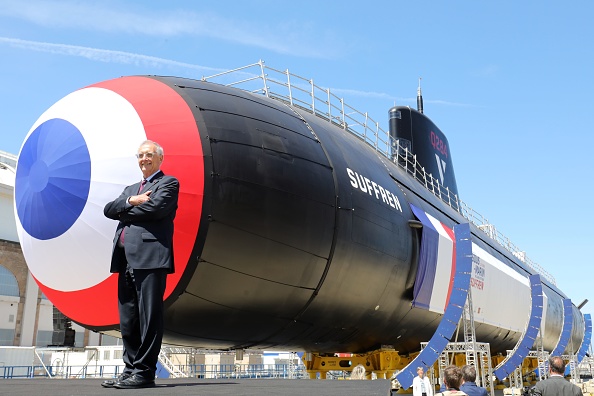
[0,377,393,396]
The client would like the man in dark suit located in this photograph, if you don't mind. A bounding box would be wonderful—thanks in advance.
[102,140,179,389]
[460,365,488,396]
[533,356,583,396]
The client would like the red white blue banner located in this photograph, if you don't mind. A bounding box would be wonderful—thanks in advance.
[410,204,532,333]
[410,204,456,314]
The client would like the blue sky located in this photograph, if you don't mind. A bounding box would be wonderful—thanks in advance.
[1,1,592,320]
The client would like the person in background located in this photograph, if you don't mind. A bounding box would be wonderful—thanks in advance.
[413,366,434,396]
[460,365,488,396]
[533,356,583,396]
[436,365,467,396]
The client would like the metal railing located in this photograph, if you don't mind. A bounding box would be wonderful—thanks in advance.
[0,346,307,380]
[183,363,306,379]
[0,363,306,379]
[0,363,125,379]
[200,60,556,286]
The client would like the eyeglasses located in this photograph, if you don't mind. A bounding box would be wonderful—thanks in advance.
[136,152,157,159]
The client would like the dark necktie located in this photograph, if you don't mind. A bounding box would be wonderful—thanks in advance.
[118,179,148,246]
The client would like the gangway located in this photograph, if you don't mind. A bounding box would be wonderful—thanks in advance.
[158,347,190,378]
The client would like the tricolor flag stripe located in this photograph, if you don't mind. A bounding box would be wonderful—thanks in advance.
[410,204,456,314]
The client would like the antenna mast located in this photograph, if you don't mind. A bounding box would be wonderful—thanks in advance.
[417,77,424,114]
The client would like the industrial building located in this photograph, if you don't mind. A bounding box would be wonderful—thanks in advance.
[0,149,112,348]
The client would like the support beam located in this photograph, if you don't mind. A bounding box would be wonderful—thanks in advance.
[303,348,410,380]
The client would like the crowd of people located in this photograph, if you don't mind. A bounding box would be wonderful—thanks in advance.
[408,356,582,396]
[412,364,486,396]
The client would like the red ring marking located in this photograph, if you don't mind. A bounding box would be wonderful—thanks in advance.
[37,76,203,327]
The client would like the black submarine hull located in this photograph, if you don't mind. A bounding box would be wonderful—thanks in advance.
[158,76,580,354]
[14,75,583,355]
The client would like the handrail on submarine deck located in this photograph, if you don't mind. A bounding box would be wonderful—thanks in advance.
[201,60,556,286]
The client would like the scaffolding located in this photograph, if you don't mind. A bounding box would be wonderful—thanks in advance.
[427,290,494,396]
[288,352,297,379]
[463,289,493,394]
[463,290,478,370]
[508,365,523,390]
[430,341,493,396]
[562,353,579,383]
[533,332,549,382]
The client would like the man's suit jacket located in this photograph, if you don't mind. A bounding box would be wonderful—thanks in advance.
[533,375,583,396]
[104,170,179,274]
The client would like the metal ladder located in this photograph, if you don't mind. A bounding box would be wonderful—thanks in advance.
[432,289,494,396]
[462,290,494,395]
[562,347,578,384]
[509,364,523,390]
[535,331,549,382]
[463,289,478,370]
[288,352,297,379]
[477,342,494,394]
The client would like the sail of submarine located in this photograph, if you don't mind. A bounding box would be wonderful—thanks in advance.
[13,63,588,358]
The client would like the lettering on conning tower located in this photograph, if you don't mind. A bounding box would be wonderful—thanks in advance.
[346,168,403,212]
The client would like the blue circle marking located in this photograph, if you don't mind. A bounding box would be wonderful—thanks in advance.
[16,118,91,240]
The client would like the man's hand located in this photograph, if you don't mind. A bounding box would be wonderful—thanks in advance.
[129,190,152,206]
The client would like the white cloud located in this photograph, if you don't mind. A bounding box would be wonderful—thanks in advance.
[0,35,473,109]
[331,88,475,107]
[0,37,224,74]
[331,88,409,102]
[0,37,472,107]
[0,0,338,58]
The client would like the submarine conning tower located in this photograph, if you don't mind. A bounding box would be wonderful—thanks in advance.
[389,105,459,197]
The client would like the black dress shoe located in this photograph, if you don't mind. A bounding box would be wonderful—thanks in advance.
[113,374,155,389]
[101,373,131,388]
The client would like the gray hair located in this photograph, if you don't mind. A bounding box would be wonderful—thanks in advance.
[443,365,463,390]
[139,140,164,156]
[462,365,477,382]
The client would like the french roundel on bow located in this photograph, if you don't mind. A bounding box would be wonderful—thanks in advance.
[15,76,204,328]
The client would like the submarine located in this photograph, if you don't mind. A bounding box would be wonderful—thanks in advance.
[14,62,588,361]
